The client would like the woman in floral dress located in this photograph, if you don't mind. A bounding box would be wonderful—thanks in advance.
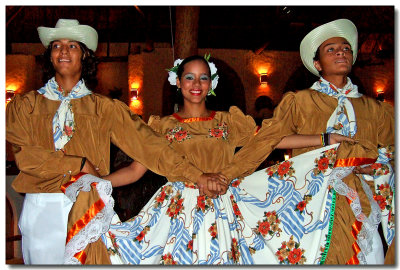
[95,55,353,265]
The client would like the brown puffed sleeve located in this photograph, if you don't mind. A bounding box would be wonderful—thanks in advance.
[377,101,394,147]
[6,93,82,186]
[220,92,300,181]
[228,106,258,147]
[109,100,203,183]
[147,115,162,134]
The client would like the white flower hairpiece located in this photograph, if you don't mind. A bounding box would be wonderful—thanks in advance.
[167,53,219,96]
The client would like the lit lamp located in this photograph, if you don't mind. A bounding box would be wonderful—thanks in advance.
[6,89,15,105]
[376,90,385,101]
[259,73,268,84]
[130,88,138,101]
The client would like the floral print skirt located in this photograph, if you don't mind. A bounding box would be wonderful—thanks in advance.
[100,143,394,265]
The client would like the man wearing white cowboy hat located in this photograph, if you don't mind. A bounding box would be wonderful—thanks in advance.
[219,18,394,264]
[6,18,226,264]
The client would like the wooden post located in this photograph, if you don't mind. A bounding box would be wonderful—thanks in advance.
[174,6,200,59]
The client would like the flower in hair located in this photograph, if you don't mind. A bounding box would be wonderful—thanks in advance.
[167,54,219,96]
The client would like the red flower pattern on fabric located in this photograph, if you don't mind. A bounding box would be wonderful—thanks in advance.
[317,157,330,171]
[296,201,306,212]
[208,122,229,140]
[278,161,291,176]
[288,248,303,264]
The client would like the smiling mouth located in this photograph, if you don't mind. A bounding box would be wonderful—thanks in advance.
[190,90,202,95]
[335,59,348,64]
[58,59,71,63]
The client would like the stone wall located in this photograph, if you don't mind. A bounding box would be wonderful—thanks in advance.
[7,42,395,120]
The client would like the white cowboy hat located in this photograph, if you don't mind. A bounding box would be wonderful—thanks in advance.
[300,19,358,77]
[37,19,98,51]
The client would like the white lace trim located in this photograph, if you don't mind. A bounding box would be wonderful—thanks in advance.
[63,174,114,264]
[328,167,381,264]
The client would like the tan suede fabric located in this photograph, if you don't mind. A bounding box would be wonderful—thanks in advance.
[6,90,203,194]
[220,89,394,264]
[148,106,258,182]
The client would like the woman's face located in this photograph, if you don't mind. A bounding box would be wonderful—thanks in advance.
[50,39,83,78]
[176,59,211,105]
[313,37,353,77]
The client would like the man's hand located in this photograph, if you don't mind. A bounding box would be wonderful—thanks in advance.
[329,133,357,144]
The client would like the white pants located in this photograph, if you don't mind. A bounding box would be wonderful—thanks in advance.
[19,193,73,264]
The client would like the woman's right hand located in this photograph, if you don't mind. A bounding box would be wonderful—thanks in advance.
[329,133,357,145]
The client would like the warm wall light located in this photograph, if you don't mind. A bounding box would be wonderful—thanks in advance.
[376,89,385,101]
[6,90,15,105]
[130,88,139,101]
[259,73,268,84]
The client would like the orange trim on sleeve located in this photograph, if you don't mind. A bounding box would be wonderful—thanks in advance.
[66,186,105,244]
[334,157,376,168]
[74,250,87,264]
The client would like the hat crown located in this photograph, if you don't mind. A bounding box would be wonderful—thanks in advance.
[55,19,80,28]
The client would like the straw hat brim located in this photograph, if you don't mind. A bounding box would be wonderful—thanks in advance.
[38,25,98,51]
[300,19,358,77]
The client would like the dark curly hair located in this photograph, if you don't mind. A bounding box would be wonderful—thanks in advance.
[42,41,99,91]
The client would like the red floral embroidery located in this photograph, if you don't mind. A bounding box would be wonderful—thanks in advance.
[266,161,295,179]
[208,223,218,239]
[374,194,387,210]
[254,211,281,237]
[313,148,336,175]
[208,122,229,140]
[196,195,214,213]
[295,195,312,214]
[154,185,173,208]
[187,240,193,252]
[230,195,243,219]
[370,163,390,176]
[210,128,224,138]
[107,231,119,255]
[317,157,330,171]
[161,253,177,265]
[296,201,306,211]
[275,235,306,264]
[288,248,303,264]
[166,126,192,143]
[174,130,189,142]
[166,193,184,219]
[229,238,240,263]
[197,196,206,211]
[258,221,271,235]
[134,226,150,243]
[278,161,291,176]
[231,178,242,188]
[64,124,74,137]
[374,183,393,212]
[136,231,145,242]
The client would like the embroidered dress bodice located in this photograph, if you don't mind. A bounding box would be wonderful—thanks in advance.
[148,106,257,182]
